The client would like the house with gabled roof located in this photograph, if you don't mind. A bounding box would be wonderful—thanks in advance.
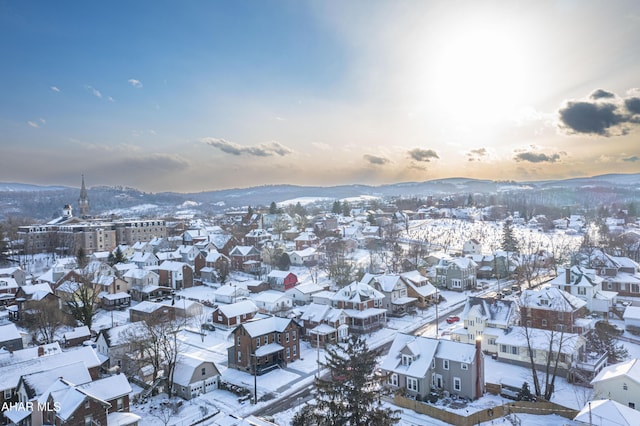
[267,270,298,291]
[592,358,640,411]
[253,290,293,314]
[361,273,416,316]
[227,316,302,374]
[172,352,220,400]
[35,377,112,426]
[130,251,159,269]
[95,321,147,372]
[574,399,640,425]
[229,245,261,273]
[288,247,318,266]
[285,282,324,305]
[214,282,250,304]
[331,281,387,334]
[520,286,588,333]
[452,295,518,354]
[435,257,478,291]
[212,300,259,328]
[548,265,617,317]
[400,270,437,309]
[294,231,318,250]
[0,266,26,286]
[0,323,24,352]
[158,260,194,289]
[299,302,348,346]
[380,333,484,401]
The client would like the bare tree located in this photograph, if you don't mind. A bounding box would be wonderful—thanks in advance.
[23,297,70,343]
[320,237,356,287]
[62,274,101,330]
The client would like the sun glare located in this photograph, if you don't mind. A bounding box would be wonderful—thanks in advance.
[420,19,535,127]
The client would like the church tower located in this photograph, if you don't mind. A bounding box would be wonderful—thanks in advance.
[78,175,90,217]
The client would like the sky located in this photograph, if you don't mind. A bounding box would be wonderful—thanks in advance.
[1,0,639,193]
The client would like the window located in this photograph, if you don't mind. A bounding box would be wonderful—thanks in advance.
[4,389,11,399]
[541,319,547,327]
[500,344,507,353]
[623,383,628,391]
[389,373,398,386]
[511,346,518,355]
[293,345,297,357]
[286,347,291,358]
[556,324,565,332]
[558,311,564,320]
[488,338,496,345]
[264,335,268,345]
[202,367,206,376]
[293,330,297,340]
[629,402,635,409]
[461,363,468,370]
[431,359,435,369]
[454,377,461,391]
[117,397,123,411]
[256,338,260,348]
[607,282,613,290]
[237,336,241,346]
[237,352,242,362]
[85,415,93,426]
[407,377,418,392]
[277,333,281,343]
[443,359,449,370]
[286,332,290,343]
[468,334,474,341]
[85,399,90,409]
[468,320,474,326]
[578,287,586,295]
[402,354,413,366]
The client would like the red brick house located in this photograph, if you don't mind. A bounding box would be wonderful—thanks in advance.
[229,245,261,272]
[520,286,588,333]
[227,316,302,374]
[158,260,194,289]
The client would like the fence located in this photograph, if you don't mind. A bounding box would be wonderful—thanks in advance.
[392,393,578,425]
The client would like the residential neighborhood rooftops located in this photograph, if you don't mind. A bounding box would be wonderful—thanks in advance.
[591,358,640,386]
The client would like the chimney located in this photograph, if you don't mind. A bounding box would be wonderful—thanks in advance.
[565,267,571,285]
[475,337,484,398]
[38,346,45,357]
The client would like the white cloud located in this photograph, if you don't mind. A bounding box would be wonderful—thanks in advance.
[39,118,46,124]
[86,85,102,98]
[50,86,60,93]
[27,121,39,128]
[107,96,115,102]
[128,78,143,88]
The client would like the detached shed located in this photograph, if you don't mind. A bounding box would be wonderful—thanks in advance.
[623,306,640,330]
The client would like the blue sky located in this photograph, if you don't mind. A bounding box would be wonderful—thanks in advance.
[1,1,640,192]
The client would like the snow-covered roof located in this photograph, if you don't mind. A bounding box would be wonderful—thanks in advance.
[22,361,92,398]
[101,321,147,347]
[267,270,293,279]
[287,282,323,295]
[292,247,316,257]
[574,399,640,426]
[0,322,21,342]
[102,291,131,301]
[252,290,290,304]
[77,372,132,400]
[435,339,477,364]
[123,268,157,279]
[520,286,587,311]
[0,346,102,391]
[62,326,90,340]
[380,333,438,378]
[461,296,517,327]
[548,265,603,288]
[592,358,640,386]
[218,300,258,318]
[131,300,167,313]
[496,326,584,354]
[332,281,384,303]
[241,316,293,337]
[0,342,61,366]
[159,260,189,271]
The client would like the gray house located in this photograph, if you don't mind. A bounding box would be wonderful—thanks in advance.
[435,257,478,291]
[380,333,484,401]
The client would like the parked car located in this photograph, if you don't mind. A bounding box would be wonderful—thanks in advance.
[446,315,460,324]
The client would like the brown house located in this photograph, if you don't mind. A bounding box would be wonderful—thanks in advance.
[227,316,302,374]
[520,286,588,333]
[158,261,194,290]
[229,245,261,271]
[212,300,259,328]
[129,301,176,324]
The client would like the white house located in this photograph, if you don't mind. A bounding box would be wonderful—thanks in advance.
[172,352,220,400]
[592,358,640,410]
[286,282,325,305]
[252,290,293,313]
[623,306,640,331]
[548,266,617,316]
[574,399,640,425]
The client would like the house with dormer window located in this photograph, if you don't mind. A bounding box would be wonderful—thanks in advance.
[380,333,484,400]
[360,273,416,316]
[519,286,588,333]
[331,281,387,334]
[435,257,478,291]
[548,266,617,317]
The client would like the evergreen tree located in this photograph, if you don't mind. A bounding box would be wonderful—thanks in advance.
[293,335,400,426]
[591,321,629,363]
[342,201,351,217]
[332,200,342,214]
[269,201,278,215]
[501,219,519,253]
[113,246,126,264]
[517,382,533,401]
[76,247,87,269]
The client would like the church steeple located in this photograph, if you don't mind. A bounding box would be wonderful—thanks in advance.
[78,175,90,217]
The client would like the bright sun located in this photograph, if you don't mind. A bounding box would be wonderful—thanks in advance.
[419,18,536,127]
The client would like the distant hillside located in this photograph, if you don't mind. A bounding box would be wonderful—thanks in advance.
[1,173,639,220]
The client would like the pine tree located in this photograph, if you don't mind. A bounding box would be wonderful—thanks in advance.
[332,200,342,214]
[269,201,278,214]
[501,219,519,253]
[293,335,400,426]
[591,321,628,363]
[517,382,533,401]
